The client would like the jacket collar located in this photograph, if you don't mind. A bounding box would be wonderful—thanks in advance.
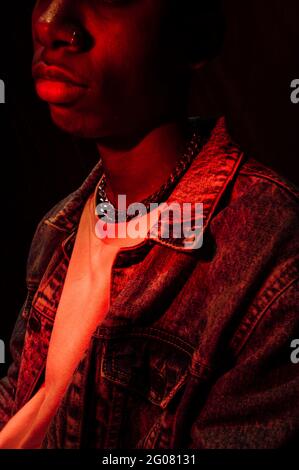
[45,117,245,252]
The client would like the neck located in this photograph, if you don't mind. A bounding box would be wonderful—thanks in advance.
[96,119,189,207]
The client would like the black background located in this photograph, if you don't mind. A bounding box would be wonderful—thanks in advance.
[0,0,298,374]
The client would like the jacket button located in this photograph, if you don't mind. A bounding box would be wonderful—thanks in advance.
[29,315,41,333]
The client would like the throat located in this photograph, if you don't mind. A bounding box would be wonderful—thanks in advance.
[96,120,190,207]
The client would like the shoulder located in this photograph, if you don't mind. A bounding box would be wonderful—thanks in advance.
[209,151,299,277]
[219,155,299,229]
[211,154,299,322]
[206,156,299,356]
[228,156,299,247]
[238,157,299,203]
[25,192,77,287]
[25,158,103,286]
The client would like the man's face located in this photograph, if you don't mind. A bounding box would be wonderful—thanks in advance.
[32,0,186,140]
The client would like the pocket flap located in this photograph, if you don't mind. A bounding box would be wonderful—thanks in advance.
[101,332,193,409]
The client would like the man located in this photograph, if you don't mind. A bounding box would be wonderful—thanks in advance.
[0,0,298,448]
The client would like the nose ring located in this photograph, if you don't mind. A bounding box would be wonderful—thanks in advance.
[70,30,81,46]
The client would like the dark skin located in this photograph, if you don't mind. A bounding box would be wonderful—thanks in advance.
[32,0,196,206]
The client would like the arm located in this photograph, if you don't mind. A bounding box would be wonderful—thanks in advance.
[0,192,78,431]
[0,297,30,430]
[189,279,299,448]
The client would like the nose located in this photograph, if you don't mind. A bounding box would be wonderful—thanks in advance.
[33,0,90,53]
[35,21,87,52]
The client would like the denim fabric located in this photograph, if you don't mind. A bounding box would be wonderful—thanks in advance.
[0,117,298,448]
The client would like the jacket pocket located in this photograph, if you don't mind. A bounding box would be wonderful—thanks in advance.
[100,329,194,409]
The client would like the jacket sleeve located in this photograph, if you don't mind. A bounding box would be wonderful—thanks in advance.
[0,299,29,431]
[0,193,75,432]
[189,278,299,449]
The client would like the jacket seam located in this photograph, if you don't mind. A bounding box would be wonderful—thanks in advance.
[44,219,72,233]
[94,326,195,355]
[203,151,245,231]
[233,276,299,358]
[239,170,299,202]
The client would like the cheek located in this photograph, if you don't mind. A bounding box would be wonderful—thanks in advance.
[88,23,167,101]
[88,4,167,75]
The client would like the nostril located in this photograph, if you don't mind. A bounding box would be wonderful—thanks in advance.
[34,20,92,52]
[52,38,72,50]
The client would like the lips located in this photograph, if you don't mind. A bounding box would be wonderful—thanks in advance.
[32,63,88,105]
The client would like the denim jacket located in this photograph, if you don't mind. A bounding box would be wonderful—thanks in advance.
[0,117,298,448]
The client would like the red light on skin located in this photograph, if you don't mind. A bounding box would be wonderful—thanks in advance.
[35,79,87,105]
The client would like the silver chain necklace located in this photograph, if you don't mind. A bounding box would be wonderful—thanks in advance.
[96,129,203,223]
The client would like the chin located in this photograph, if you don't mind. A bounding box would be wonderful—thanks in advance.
[49,105,109,139]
